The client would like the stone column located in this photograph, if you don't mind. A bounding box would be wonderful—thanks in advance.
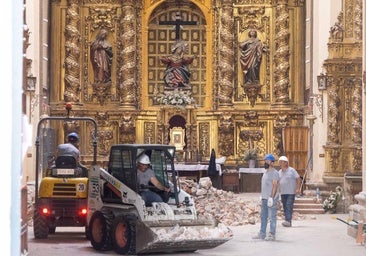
[64,0,81,103]
[346,0,365,242]
[118,0,138,107]
[362,0,366,192]
[217,0,234,107]
[273,0,290,104]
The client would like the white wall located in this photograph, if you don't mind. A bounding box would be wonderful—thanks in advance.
[25,0,42,183]
[0,1,23,255]
[309,0,342,183]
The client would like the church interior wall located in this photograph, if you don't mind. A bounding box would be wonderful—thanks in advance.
[23,0,363,205]
[23,0,309,179]
[18,0,366,249]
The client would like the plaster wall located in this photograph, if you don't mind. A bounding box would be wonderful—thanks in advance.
[309,0,342,183]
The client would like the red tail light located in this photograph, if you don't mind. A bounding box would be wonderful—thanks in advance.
[41,207,51,216]
[78,208,87,216]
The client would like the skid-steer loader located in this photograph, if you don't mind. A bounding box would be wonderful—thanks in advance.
[87,144,232,255]
[33,103,98,239]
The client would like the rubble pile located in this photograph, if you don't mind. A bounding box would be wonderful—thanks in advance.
[26,177,306,228]
[154,223,233,241]
[180,177,261,226]
[179,177,306,226]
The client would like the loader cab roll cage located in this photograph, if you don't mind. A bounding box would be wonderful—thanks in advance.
[34,115,98,204]
[106,144,180,206]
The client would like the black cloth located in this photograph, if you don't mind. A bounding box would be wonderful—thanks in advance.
[208,148,217,176]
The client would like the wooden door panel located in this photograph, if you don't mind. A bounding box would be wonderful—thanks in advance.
[283,127,309,177]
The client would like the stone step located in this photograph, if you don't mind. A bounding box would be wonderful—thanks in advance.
[294,197,320,204]
[294,208,325,214]
[292,197,325,214]
[293,203,324,209]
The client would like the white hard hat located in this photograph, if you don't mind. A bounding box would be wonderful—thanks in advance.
[278,156,289,162]
[138,154,151,165]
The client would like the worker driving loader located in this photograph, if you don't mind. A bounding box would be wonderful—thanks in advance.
[136,153,171,206]
[87,144,232,255]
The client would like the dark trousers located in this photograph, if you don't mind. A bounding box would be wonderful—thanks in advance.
[281,194,295,223]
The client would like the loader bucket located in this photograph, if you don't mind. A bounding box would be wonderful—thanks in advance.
[136,220,232,254]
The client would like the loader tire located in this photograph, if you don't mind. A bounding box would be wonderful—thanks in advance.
[111,215,136,255]
[33,210,48,239]
[89,210,113,251]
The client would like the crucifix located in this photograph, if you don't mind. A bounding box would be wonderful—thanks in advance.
[159,12,197,40]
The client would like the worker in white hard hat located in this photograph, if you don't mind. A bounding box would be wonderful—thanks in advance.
[278,155,301,227]
[137,154,170,206]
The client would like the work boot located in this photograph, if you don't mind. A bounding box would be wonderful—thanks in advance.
[265,233,276,241]
[252,233,265,240]
[282,221,292,227]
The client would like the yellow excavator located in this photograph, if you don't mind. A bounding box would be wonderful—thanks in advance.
[87,144,232,254]
[33,103,98,239]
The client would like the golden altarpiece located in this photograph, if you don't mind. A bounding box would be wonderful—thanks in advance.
[48,0,307,172]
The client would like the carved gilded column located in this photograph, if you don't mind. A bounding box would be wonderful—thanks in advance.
[95,111,114,156]
[190,123,198,160]
[327,78,341,145]
[273,0,290,104]
[120,113,136,144]
[350,79,362,145]
[199,122,210,158]
[217,0,234,106]
[218,114,234,156]
[274,113,289,156]
[351,78,362,170]
[64,0,81,103]
[118,0,138,107]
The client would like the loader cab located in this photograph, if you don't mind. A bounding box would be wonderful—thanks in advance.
[105,144,178,203]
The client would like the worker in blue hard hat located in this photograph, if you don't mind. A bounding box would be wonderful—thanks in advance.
[57,132,80,162]
[253,153,279,241]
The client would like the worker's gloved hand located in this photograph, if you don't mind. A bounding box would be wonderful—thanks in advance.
[267,197,274,207]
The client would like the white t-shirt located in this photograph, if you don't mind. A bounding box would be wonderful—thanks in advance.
[279,167,300,194]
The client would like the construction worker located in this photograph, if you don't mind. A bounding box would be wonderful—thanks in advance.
[278,155,301,227]
[137,154,170,206]
[56,132,80,162]
[253,153,279,241]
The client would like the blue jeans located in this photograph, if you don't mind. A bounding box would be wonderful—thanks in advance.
[140,190,163,206]
[281,194,295,223]
[259,198,278,236]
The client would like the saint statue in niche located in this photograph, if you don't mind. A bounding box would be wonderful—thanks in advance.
[90,29,113,84]
[160,40,195,88]
[239,29,267,84]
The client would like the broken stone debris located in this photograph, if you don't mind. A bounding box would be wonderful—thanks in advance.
[179,176,306,226]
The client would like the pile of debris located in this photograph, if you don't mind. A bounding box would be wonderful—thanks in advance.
[180,177,306,226]
[154,222,233,241]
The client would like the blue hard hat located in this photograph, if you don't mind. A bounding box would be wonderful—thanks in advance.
[67,132,79,142]
[264,154,275,162]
